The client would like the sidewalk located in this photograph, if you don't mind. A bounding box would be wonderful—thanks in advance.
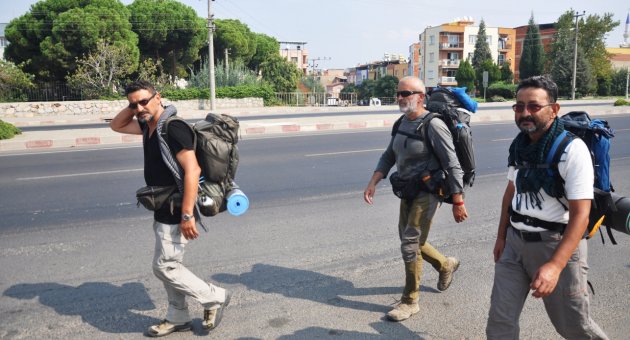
[1,100,627,152]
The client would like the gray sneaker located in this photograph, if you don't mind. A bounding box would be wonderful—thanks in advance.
[438,257,460,291]
[202,290,232,330]
[147,320,192,337]
[386,301,420,321]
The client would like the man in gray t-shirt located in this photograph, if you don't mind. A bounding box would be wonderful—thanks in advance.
[363,76,468,322]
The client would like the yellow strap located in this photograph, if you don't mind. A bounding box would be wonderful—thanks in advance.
[587,215,606,239]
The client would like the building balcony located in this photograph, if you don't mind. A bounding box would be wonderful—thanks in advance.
[440,42,464,49]
[439,59,460,68]
[498,43,512,51]
[438,77,457,85]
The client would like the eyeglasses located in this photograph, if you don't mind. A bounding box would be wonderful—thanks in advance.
[512,103,553,113]
[128,92,157,109]
[396,91,424,98]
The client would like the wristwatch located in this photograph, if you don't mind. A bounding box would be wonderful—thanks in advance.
[182,213,194,221]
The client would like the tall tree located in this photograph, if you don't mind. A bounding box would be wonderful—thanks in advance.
[500,61,514,83]
[550,11,593,97]
[472,19,493,70]
[580,13,619,95]
[374,75,399,97]
[248,33,280,72]
[519,14,546,80]
[259,55,301,92]
[4,0,139,82]
[128,0,206,79]
[455,59,475,93]
[214,19,257,66]
[66,40,137,98]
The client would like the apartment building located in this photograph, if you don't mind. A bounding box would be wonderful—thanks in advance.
[413,18,516,89]
[0,23,8,60]
[279,41,309,75]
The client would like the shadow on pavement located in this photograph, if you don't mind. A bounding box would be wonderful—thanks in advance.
[3,281,157,334]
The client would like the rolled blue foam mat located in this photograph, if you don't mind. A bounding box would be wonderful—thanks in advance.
[227,189,249,216]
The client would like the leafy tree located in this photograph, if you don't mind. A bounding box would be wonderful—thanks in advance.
[374,75,399,97]
[66,40,138,98]
[259,55,301,92]
[476,60,501,87]
[0,60,34,102]
[128,0,206,79]
[341,83,357,94]
[580,13,618,95]
[500,61,513,83]
[248,33,280,72]
[456,59,475,92]
[302,75,325,92]
[472,19,493,70]
[550,11,594,97]
[356,79,376,100]
[519,14,546,80]
[214,19,257,66]
[611,68,629,96]
[4,0,138,82]
[135,57,171,88]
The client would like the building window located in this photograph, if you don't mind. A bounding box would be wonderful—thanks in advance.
[447,52,459,61]
[429,53,434,62]
[467,52,474,61]
[487,35,492,45]
[428,70,434,79]
[446,70,457,77]
[429,35,435,45]
[448,35,459,47]
[469,35,477,44]
[498,54,505,65]
[0,37,7,47]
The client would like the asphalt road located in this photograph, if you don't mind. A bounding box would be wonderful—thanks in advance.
[1,116,629,339]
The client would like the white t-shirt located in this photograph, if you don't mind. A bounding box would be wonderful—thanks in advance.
[508,138,594,232]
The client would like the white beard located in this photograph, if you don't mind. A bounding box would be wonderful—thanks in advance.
[399,99,417,115]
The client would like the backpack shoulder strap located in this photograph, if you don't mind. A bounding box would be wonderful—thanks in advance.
[391,115,404,137]
[545,130,573,176]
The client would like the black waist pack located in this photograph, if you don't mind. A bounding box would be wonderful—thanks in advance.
[136,185,179,211]
[389,172,424,200]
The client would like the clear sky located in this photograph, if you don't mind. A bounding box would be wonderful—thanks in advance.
[1,0,628,70]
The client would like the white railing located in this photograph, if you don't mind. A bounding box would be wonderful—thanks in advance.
[439,59,460,67]
[439,77,457,84]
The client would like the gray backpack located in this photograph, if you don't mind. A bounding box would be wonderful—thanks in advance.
[162,112,240,217]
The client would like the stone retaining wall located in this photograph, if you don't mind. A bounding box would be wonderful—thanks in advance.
[0,97,264,119]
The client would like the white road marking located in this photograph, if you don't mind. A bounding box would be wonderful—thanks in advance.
[17,168,142,181]
[305,148,384,157]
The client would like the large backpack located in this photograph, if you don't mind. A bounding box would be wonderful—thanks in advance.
[161,112,240,217]
[391,87,476,195]
[546,111,629,243]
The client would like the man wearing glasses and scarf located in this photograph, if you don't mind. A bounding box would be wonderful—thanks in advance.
[363,76,467,322]
[110,80,230,337]
[486,76,608,339]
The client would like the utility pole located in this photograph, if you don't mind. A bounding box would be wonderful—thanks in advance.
[225,48,229,77]
[207,0,216,110]
[626,66,629,100]
[571,10,585,100]
[309,57,330,75]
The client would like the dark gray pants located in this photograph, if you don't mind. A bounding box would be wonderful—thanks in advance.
[486,227,608,339]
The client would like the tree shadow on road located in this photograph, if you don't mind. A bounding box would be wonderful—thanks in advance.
[3,281,157,334]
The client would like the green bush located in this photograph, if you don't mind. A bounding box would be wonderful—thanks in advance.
[0,120,22,140]
[613,98,630,106]
[161,84,278,106]
[489,95,507,102]
[486,82,517,99]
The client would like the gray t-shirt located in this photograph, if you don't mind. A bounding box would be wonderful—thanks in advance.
[375,112,464,195]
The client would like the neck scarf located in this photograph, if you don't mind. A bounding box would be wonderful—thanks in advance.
[508,118,565,210]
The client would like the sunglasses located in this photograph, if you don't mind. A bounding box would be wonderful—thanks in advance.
[512,103,553,113]
[128,92,157,109]
[396,91,424,98]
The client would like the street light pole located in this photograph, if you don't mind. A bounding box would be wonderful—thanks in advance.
[208,0,216,110]
[571,11,585,100]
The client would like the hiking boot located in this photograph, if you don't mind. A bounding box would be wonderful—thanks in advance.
[386,301,420,321]
[202,290,232,330]
[147,320,192,337]
[438,257,460,291]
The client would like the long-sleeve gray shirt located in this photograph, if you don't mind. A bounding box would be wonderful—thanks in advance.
[375,112,464,195]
